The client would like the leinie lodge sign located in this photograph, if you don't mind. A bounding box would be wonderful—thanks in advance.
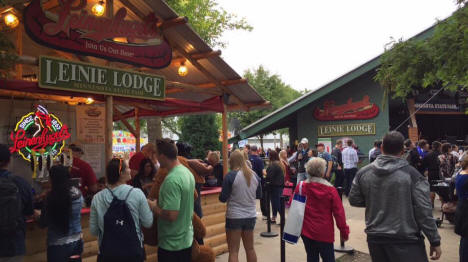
[39,56,165,100]
[318,123,376,137]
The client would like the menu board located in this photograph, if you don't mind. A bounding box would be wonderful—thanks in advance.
[76,105,105,144]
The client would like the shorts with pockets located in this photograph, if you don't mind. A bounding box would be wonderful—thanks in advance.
[225,218,256,231]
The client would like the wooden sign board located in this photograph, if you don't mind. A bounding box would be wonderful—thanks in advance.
[318,123,376,137]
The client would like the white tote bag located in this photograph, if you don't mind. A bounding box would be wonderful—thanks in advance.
[282,181,306,244]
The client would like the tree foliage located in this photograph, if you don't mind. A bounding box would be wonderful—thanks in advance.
[0,31,18,78]
[230,66,302,131]
[179,114,221,158]
[165,0,252,48]
[375,5,468,98]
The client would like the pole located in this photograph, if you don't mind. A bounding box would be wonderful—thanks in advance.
[135,107,140,152]
[334,186,354,254]
[105,96,113,163]
[222,103,228,176]
[16,25,23,79]
[280,195,286,262]
[260,183,278,238]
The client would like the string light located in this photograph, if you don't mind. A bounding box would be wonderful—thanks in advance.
[92,1,105,16]
[85,97,94,104]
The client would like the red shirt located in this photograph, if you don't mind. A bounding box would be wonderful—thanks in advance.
[70,157,97,196]
[129,151,145,171]
[294,178,349,243]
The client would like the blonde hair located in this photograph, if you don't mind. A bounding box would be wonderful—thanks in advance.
[305,157,326,178]
[208,151,220,164]
[461,153,468,170]
[229,149,254,186]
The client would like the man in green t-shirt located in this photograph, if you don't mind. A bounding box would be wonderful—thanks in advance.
[148,139,195,262]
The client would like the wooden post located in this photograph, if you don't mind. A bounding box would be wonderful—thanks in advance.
[135,108,140,152]
[222,104,228,176]
[406,98,418,128]
[105,96,113,163]
[16,26,22,79]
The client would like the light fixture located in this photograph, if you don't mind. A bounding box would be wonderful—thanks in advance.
[4,13,19,28]
[178,62,188,77]
[85,97,94,105]
[92,1,105,17]
[68,101,79,106]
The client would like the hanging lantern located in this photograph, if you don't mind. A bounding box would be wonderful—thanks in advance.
[4,13,19,28]
[92,1,105,17]
[178,62,188,77]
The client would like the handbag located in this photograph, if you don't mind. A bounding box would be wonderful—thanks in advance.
[282,181,306,244]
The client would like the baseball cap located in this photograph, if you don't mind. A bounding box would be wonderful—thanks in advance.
[69,143,84,154]
[300,138,308,144]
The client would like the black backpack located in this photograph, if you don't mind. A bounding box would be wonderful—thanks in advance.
[100,188,143,262]
[0,171,21,236]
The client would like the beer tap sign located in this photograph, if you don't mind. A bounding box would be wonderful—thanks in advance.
[10,105,71,166]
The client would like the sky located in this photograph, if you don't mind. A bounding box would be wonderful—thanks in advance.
[217,0,459,92]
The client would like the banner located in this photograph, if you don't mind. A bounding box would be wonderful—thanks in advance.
[76,105,105,144]
[23,0,172,69]
[318,123,376,137]
[314,95,379,121]
[39,56,165,100]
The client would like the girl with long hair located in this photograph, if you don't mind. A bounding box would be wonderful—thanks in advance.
[90,159,153,262]
[39,165,83,262]
[132,158,157,196]
[219,150,262,262]
[265,150,285,223]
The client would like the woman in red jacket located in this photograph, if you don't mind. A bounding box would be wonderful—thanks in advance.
[294,157,350,262]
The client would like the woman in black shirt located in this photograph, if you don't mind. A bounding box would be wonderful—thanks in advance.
[266,150,285,223]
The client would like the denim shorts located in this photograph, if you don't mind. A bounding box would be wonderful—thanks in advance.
[225,218,256,231]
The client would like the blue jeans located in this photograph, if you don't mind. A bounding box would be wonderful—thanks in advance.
[301,235,335,262]
[47,239,83,262]
[270,186,282,218]
[344,168,357,196]
[297,172,307,184]
[461,237,468,262]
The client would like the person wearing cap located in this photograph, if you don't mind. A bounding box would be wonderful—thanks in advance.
[69,144,98,202]
[316,143,333,180]
[295,138,311,183]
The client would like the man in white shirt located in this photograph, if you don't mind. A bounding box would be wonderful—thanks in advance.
[342,139,359,196]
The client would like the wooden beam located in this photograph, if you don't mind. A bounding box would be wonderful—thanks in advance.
[170,42,247,110]
[118,0,146,20]
[15,25,22,80]
[0,89,90,104]
[227,101,271,112]
[166,81,222,96]
[113,107,137,136]
[196,79,247,89]
[113,100,154,112]
[106,96,114,163]
[191,50,222,60]
[160,16,188,30]
[135,107,140,152]
[406,98,418,128]
[222,103,228,176]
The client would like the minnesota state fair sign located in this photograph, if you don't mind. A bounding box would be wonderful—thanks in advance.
[23,0,172,69]
[9,105,71,161]
[39,56,165,100]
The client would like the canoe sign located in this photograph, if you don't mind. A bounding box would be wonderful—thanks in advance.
[23,0,172,69]
[313,95,379,121]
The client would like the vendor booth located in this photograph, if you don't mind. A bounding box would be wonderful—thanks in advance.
[0,0,268,260]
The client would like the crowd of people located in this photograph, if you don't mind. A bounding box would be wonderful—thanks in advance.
[1,131,468,262]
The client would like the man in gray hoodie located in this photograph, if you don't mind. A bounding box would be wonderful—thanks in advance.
[349,131,442,262]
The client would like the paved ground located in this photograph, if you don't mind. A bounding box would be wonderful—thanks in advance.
[216,197,460,262]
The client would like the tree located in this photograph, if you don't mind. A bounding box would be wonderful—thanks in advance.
[0,31,17,78]
[157,0,252,152]
[375,5,468,99]
[165,0,252,48]
[179,114,221,159]
[230,66,302,147]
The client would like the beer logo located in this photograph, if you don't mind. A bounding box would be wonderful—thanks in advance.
[10,105,71,161]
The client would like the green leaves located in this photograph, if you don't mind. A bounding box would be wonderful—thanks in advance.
[179,114,221,158]
[375,6,468,98]
[230,66,302,130]
[166,0,252,48]
[0,31,18,78]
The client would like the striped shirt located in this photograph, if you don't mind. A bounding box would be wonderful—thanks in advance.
[342,147,358,169]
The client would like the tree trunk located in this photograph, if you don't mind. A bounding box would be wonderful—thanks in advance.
[280,133,283,149]
[147,116,163,145]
